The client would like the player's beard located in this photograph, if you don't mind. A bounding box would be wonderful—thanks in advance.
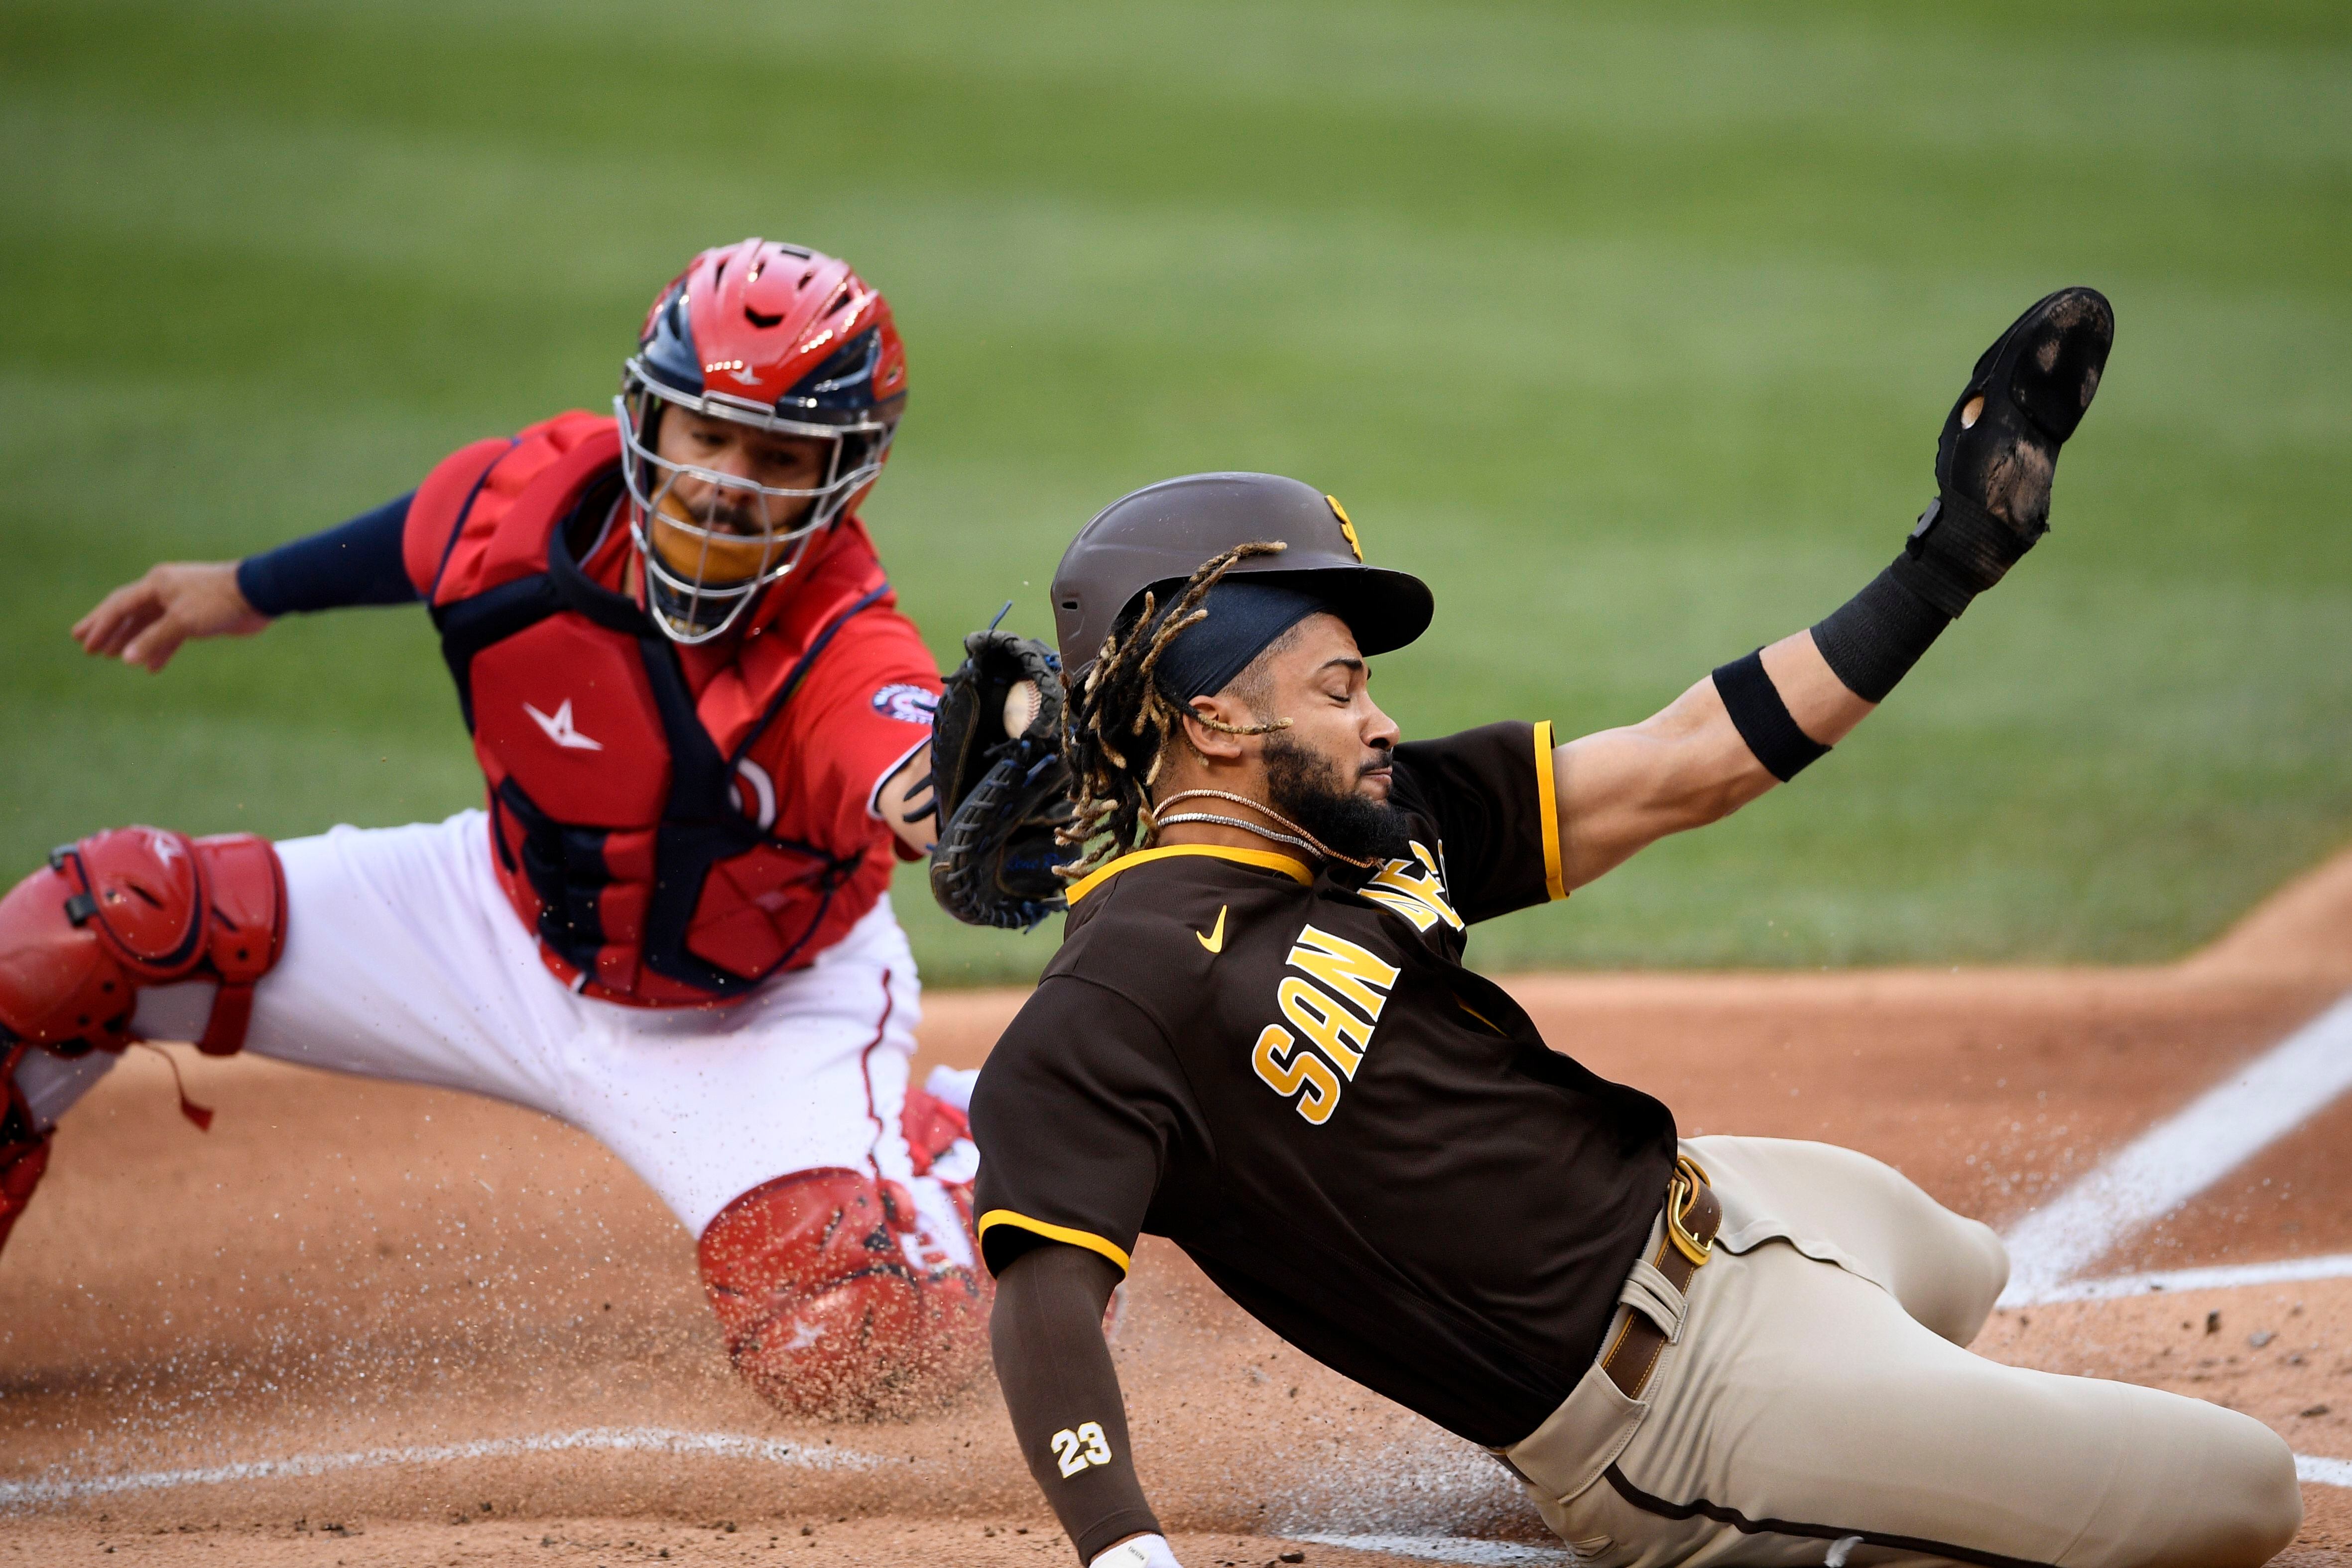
[1261,733,1412,865]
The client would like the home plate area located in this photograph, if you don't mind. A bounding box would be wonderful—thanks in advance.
[6,850,2352,1566]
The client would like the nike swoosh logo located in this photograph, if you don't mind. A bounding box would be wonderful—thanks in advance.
[1196,905,1227,955]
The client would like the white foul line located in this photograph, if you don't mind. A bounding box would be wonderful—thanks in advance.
[1998,993,2352,1306]
[0,1426,876,1510]
[1295,1536,1572,1566]
[2005,1250,2352,1306]
[2300,1455,2352,1489]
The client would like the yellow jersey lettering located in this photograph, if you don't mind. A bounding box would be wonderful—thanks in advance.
[1284,924,1399,1021]
[1361,887,1438,930]
[1278,976,1372,1078]
[1363,840,1462,932]
[1251,924,1401,1123]
[1251,1024,1342,1124]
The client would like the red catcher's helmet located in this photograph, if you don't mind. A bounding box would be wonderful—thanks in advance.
[617,240,909,642]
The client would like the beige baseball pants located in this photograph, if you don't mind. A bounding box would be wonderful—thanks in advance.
[1501,1136,2301,1568]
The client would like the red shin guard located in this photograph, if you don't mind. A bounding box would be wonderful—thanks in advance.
[698,1166,990,1420]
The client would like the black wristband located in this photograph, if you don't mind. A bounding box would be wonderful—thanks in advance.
[1810,563,1953,704]
[1711,649,1829,782]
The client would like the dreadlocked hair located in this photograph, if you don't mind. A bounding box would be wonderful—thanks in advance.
[1055,540,1294,880]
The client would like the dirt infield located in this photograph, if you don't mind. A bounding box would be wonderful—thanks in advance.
[5,848,2351,1565]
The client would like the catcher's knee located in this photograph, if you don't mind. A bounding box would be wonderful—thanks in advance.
[0,826,286,1058]
[697,1167,990,1420]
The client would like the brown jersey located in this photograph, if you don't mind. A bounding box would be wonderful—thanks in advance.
[970,721,1678,1448]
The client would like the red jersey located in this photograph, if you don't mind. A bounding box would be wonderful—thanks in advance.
[401,411,940,1006]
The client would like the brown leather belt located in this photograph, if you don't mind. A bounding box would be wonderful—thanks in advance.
[1600,1155,1721,1399]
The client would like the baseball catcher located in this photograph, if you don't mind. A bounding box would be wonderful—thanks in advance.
[2,240,991,1419]
[973,291,2303,1567]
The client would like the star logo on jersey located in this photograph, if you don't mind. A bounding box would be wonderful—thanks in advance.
[1196,905,1228,955]
[524,699,604,752]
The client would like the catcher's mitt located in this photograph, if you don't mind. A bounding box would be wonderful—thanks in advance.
[927,629,1075,930]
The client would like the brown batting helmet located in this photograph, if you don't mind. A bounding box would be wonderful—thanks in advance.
[1048,473,1433,679]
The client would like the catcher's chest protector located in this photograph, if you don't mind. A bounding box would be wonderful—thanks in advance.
[406,414,892,1006]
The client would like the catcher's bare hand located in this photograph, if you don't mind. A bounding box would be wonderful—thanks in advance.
[73,562,267,673]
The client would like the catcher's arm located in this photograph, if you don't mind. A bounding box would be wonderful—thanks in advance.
[993,1243,1177,1567]
[73,562,268,673]
[875,743,939,856]
[75,494,419,673]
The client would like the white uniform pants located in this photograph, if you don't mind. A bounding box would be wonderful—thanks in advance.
[17,812,974,1260]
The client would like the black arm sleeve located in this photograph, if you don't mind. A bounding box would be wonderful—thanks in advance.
[234,492,420,616]
[992,1243,1160,1564]
[1808,563,1953,703]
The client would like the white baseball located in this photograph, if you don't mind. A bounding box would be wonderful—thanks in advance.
[1002,679,1043,737]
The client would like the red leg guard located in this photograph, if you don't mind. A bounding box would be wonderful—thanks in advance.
[698,1167,990,1420]
[0,1072,52,1259]
[0,828,286,1058]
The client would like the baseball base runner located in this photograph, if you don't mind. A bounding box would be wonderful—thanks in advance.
[971,290,2304,1567]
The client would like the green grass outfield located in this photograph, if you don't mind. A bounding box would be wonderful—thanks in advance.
[3,0,2347,986]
